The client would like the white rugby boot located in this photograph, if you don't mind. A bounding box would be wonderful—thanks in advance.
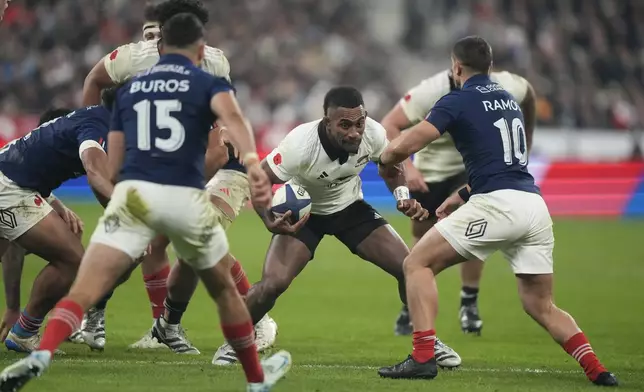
[81,308,106,351]
[434,338,462,368]
[213,314,278,366]
[246,350,292,392]
[0,350,52,392]
[5,332,64,355]
[151,317,200,354]
[128,325,166,349]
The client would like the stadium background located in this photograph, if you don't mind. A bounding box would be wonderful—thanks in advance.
[1,0,644,216]
[0,1,643,391]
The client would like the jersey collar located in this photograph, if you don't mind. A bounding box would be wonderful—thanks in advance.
[158,53,194,66]
[462,73,491,89]
[317,121,349,164]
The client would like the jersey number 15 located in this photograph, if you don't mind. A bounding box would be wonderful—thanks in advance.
[494,117,528,166]
[133,99,185,152]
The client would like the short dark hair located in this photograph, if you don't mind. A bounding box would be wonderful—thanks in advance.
[101,82,127,110]
[155,0,208,26]
[162,12,205,48]
[144,2,158,22]
[38,108,73,126]
[323,87,364,114]
[452,36,493,74]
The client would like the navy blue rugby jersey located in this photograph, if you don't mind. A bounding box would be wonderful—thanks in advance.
[111,53,235,188]
[426,74,539,195]
[0,105,109,197]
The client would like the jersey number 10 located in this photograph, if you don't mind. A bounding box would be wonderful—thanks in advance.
[493,117,528,166]
[133,99,186,152]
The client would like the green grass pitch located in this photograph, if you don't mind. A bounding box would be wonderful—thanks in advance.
[1,203,643,391]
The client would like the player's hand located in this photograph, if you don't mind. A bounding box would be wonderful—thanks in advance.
[247,164,272,210]
[405,164,428,193]
[58,207,84,237]
[435,191,466,221]
[218,126,239,159]
[397,199,429,221]
[264,210,310,235]
[0,309,20,342]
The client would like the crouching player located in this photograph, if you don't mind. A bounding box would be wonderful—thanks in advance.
[0,13,291,392]
[0,103,113,354]
[212,86,462,369]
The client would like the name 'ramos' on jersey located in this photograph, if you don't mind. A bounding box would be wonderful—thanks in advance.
[265,117,389,215]
[425,74,538,195]
[111,53,234,189]
[0,106,109,197]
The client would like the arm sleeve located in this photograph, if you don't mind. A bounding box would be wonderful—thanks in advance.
[103,44,133,83]
[208,76,235,99]
[425,93,460,135]
[265,132,303,182]
[77,121,107,159]
[368,120,389,161]
[203,49,232,82]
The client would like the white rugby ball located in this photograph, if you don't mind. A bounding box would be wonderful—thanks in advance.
[271,184,312,222]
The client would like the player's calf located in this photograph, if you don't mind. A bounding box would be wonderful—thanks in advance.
[518,274,617,386]
[246,275,291,325]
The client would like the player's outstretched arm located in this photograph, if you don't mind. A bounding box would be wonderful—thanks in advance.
[204,126,232,180]
[83,59,116,107]
[520,82,537,153]
[81,145,113,208]
[210,91,257,162]
[381,104,416,169]
[379,121,441,166]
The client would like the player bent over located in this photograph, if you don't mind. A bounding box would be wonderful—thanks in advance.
[0,103,113,354]
[377,36,617,387]
[77,0,277,354]
[0,14,291,392]
[212,86,462,369]
[382,66,537,336]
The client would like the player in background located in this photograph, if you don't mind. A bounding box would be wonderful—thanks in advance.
[212,87,462,369]
[77,0,278,355]
[0,99,114,354]
[0,14,291,392]
[382,68,536,336]
[376,36,617,387]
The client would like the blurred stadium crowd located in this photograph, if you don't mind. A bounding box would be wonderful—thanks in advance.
[0,0,643,134]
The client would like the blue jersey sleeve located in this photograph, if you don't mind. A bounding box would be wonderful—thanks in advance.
[425,92,461,135]
[110,98,124,132]
[208,76,234,99]
[77,117,108,148]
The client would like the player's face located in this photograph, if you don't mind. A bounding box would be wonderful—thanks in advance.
[142,23,161,41]
[325,106,367,154]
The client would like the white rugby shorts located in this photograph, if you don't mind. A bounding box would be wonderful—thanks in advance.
[0,172,53,241]
[435,189,554,274]
[205,169,250,230]
[91,180,229,270]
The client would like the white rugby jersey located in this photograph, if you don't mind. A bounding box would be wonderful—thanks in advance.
[399,70,530,183]
[103,40,231,83]
[266,117,388,215]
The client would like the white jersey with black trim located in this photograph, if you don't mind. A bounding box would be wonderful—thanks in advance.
[399,70,530,183]
[266,117,388,215]
[103,40,231,83]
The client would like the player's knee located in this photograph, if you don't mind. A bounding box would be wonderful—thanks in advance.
[521,294,553,321]
[402,254,424,276]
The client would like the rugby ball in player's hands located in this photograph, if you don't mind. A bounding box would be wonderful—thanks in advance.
[271,184,311,222]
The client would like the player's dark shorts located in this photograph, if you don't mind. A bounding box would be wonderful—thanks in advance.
[411,171,469,217]
[278,200,388,259]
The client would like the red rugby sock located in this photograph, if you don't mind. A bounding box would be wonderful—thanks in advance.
[411,329,436,363]
[563,332,607,381]
[222,322,264,383]
[39,299,83,355]
[230,259,251,297]
[143,265,170,319]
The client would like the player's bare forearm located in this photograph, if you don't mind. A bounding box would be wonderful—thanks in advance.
[378,162,406,192]
[1,243,25,311]
[521,83,537,153]
[211,92,257,162]
[83,60,115,106]
[204,130,229,180]
[381,108,416,172]
[48,198,67,217]
[82,148,114,207]
[380,121,440,165]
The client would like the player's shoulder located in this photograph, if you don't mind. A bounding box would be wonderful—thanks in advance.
[202,45,231,79]
[490,70,530,101]
[364,117,386,137]
[105,40,159,83]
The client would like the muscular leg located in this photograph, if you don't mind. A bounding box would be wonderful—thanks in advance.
[246,235,312,324]
[517,274,616,385]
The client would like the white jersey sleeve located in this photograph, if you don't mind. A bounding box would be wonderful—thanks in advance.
[399,70,452,125]
[265,126,309,182]
[103,41,232,83]
[490,71,529,103]
[365,117,389,161]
